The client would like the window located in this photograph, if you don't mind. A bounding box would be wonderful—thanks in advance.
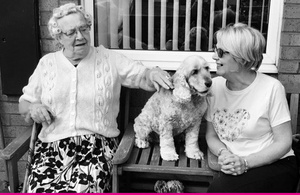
[81,0,283,73]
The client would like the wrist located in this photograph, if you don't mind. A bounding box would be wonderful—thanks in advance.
[29,102,41,110]
[217,147,229,156]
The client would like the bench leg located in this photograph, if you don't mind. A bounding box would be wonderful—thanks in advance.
[112,165,119,193]
[6,159,19,193]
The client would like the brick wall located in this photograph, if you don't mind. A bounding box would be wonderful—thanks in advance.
[278,0,300,94]
[0,0,299,188]
[278,0,300,131]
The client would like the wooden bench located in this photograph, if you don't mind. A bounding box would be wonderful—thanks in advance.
[112,86,300,193]
[0,126,31,192]
[1,85,299,193]
[112,87,218,193]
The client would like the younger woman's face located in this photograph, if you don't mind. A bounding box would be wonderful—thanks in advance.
[212,45,240,77]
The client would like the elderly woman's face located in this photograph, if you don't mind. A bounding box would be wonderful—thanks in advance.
[57,12,91,60]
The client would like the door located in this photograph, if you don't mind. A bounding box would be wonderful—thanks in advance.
[0,0,40,95]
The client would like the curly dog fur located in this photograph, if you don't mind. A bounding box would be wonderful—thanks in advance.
[134,55,212,161]
[154,180,184,193]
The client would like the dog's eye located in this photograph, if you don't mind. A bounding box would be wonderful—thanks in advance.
[191,70,199,75]
[204,66,210,71]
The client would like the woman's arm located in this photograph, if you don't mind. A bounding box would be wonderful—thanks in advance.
[19,100,32,123]
[206,121,234,173]
[220,121,293,175]
[206,121,228,156]
[110,49,173,92]
[245,121,292,169]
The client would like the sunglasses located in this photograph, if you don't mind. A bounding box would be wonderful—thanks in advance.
[214,46,229,58]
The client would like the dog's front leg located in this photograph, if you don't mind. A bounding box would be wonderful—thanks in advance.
[159,125,179,161]
[185,123,204,160]
[134,114,153,148]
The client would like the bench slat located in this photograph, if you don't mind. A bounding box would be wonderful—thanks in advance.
[178,145,187,167]
[150,145,160,165]
[127,147,139,164]
[161,158,176,167]
[139,147,151,165]
[190,158,199,168]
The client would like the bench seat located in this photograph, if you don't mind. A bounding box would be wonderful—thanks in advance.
[112,121,218,192]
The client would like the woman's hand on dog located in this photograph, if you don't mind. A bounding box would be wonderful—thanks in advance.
[148,66,174,91]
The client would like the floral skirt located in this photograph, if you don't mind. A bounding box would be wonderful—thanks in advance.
[26,134,118,193]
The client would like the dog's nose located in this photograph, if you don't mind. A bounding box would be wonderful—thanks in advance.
[205,80,212,88]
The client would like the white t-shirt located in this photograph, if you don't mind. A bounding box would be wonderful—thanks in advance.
[206,72,294,158]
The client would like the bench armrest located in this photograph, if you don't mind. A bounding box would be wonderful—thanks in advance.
[112,123,135,165]
[0,126,31,161]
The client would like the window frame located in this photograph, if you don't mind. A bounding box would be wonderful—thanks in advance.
[81,0,283,73]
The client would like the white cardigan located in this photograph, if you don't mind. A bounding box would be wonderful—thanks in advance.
[19,45,154,142]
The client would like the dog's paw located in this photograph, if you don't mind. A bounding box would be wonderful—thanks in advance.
[161,151,179,161]
[135,138,149,148]
[186,149,204,160]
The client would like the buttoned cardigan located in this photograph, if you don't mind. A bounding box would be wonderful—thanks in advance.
[19,45,154,142]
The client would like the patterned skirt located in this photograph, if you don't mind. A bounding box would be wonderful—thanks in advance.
[26,134,118,193]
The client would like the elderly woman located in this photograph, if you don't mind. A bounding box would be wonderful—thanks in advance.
[19,3,173,193]
[205,23,299,192]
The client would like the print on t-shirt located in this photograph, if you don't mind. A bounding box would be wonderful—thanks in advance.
[212,108,250,142]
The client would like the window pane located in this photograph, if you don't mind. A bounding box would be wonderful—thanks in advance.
[94,0,270,52]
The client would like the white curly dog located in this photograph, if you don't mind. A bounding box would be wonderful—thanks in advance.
[134,55,212,161]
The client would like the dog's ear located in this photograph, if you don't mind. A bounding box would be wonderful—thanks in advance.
[172,69,191,103]
[154,180,168,193]
[166,180,184,193]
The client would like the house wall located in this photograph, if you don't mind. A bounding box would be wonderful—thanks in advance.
[279,0,300,93]
[279,0,300,132]
[0,0,79,187]
[0,0,299,187]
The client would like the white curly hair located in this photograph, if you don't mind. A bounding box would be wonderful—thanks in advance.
[48,3,92,39]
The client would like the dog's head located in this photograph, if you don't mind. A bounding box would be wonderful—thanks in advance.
[172,55,212,103]
[154,180,184,193]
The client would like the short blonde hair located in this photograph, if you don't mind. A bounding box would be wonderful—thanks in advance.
[215,23,266,70]
[48,3,92,39]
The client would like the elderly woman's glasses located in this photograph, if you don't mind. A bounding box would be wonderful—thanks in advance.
[214,46,229,58]
[62,25,91,38]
